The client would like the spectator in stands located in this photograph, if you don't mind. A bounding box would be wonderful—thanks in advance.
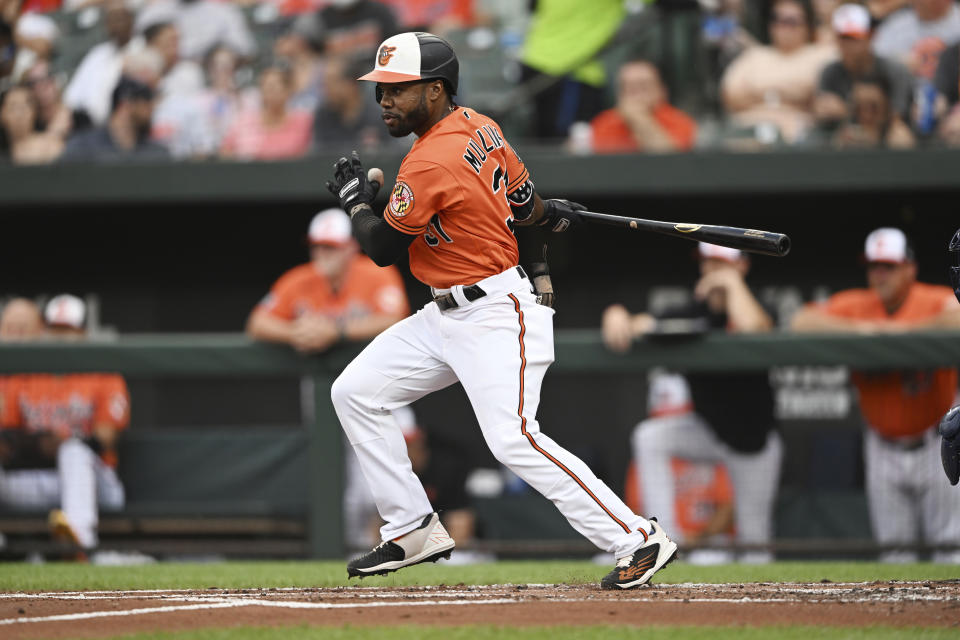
[0,297,43,341]
[588,58,697,153]
[520,0,624,140]
[722,0,836,143]
[135,0,256,62]
[160,44,246,158]
[872,0,960,79]
[815,3,914,128]
[313,54,394,153]
[61,75,169,161]
[0,294,129,554]
[832,73,917,146]
[23,60,72,139]
[602,243,782,563]
[0,83,64,163]
[294,0,398,58]
[63,0,136,127]
[247,208,409,353]
[701,0,759,113]
[219,63,312,161]
[274,19,325,112]
[792,228,960,562]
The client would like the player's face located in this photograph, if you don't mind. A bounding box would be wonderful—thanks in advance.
[376,81,431,137]
[311,243,355,278]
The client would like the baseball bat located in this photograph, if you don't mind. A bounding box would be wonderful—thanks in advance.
[579,210,791,257]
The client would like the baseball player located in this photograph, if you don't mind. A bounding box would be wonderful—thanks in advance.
[0,295,128,552]
[325,32,677,589]
[792,228,960,562]
[246,208,409,353]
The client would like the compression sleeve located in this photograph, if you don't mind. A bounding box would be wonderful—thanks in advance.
[352,207,416,267]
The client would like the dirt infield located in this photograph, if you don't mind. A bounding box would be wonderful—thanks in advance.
[1,581,958,638]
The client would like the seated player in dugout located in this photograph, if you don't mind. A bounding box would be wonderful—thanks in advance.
[246,208,409,353]
[325,31,678,590]
[0,295,128,555]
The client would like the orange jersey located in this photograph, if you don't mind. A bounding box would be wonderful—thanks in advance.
[0,373,130,439]
[625,459,734,539]
[257,254,409,321]
[819,282,959,437]
[383,107,529,289]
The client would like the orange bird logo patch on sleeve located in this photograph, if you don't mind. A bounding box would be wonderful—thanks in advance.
[378,45,397,66]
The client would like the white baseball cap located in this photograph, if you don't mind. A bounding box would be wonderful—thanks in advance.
[832,3,871,39]
[44,294,86,329]
[647,372,693,417]
[308,208,353,246]
[864,227,913,264]
[698,242,743,263]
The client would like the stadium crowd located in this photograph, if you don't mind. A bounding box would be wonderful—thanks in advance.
[2,0,960,164]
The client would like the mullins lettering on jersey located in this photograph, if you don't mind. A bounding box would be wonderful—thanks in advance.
[378,45,397,66]
[462,124,505,174]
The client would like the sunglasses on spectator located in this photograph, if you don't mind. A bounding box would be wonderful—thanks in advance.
[771,15,804,27]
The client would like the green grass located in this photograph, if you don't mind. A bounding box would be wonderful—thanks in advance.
[0,560,957,592]
[95,626,960,640]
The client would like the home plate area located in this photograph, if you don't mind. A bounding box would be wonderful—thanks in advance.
[1,581,958,638]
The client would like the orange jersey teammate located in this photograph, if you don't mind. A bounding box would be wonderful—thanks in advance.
[325,31,677,589]
[793,227,960,561]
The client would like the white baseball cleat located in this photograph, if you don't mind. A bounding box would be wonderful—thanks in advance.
[347,512,455,578]
[600,519,678,589]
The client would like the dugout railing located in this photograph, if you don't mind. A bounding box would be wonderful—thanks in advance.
[2,331,960,559]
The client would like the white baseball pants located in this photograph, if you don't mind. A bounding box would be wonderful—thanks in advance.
[865,427,960,563]
[633,412,782,558]
[332,266,652,558]
[0,437,125,548]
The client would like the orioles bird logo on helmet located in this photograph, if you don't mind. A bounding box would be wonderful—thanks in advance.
[378,45,397,66]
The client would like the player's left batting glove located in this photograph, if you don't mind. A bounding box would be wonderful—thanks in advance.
[326,151,381,217]
[940,405,960,486]
[539,199,586,233]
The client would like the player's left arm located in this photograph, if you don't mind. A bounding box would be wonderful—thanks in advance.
[327,152,415,266]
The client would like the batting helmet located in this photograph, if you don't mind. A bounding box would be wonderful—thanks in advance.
[359,32,459,99]
[939,405,960,486]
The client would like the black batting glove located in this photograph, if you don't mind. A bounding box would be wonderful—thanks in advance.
[326,151,381,217]
[538,199,586,232]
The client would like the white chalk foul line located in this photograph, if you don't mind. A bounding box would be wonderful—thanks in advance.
[0,597,525,626]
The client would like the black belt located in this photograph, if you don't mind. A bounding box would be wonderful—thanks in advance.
[433,267,526,311]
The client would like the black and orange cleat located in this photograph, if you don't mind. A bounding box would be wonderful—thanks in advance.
[601,519,678,590]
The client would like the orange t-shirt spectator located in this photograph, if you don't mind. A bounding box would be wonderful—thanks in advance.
[247,208,410,353]
[792,227,960,439]
[589,59,696,153]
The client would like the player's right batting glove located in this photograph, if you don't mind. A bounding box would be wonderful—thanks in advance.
[326,151,381,217]
[940,405,960,486]
[539,199,586,233]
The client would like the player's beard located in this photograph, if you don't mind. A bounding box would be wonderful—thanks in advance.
[385,91,429,138]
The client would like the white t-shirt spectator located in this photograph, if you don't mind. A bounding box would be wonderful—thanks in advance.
[873,4,960,77]
[63,39,142,126]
